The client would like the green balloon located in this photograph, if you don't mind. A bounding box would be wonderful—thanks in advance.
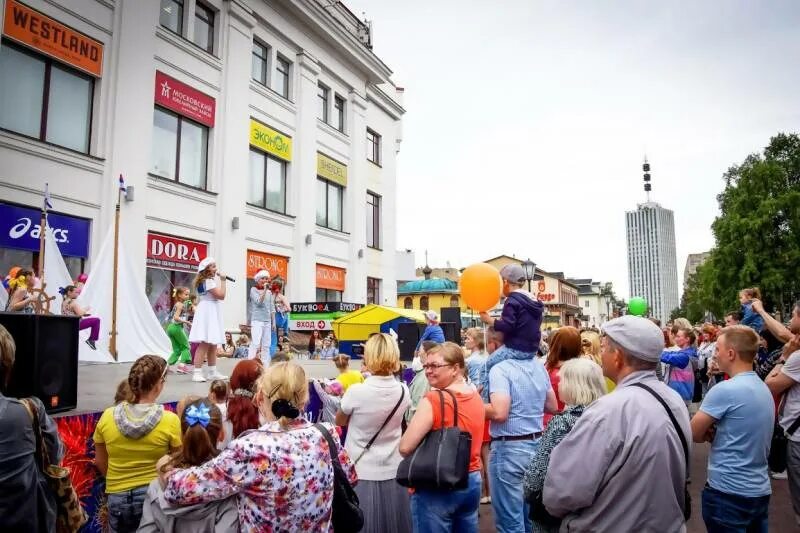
[628,297,648,317]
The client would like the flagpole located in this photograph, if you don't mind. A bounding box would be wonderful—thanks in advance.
[109,176,122,360]
[38,198,47,283]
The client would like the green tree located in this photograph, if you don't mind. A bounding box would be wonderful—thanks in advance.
[685,133,800,317]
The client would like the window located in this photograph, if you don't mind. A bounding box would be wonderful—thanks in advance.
[366,192,381,249]
[420,296,429,311]
[248,149,287,213]
[403,297,413,309]
[585,300,590,308]
[316,179,343,231]
[0,43,93,153]
[316,288,342,302]
[159,0,183,34]
[367,128,381,165]
[317,83,329,122]
[450,296,460,307]
[151,107,208,189]
[334,95,345,132]
[367,277,381,305]
[274,56,290,98]
[251,41,268,86]
[194,3,214,53]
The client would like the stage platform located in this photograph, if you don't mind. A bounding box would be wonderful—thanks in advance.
[62,358,341,417]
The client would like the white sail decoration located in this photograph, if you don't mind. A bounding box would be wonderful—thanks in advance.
[76,227,170,362]
[45,226,115,362]
[0,281,7,311]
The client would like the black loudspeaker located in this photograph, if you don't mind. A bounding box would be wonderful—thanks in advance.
[0,312,79,414]
[440,322,460,344]
[440,307,461,328]
[398,322,425,361]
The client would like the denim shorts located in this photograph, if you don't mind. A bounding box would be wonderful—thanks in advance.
[107,484,148,533]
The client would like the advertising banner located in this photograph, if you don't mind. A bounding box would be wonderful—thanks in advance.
[146,232,208,273]
[0,202,90,257]
[155,70,215,127]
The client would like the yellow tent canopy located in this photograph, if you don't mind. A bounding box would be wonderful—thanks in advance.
[333,304,426,342]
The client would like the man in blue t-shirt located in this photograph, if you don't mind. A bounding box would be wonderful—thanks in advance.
[691,325,774,531]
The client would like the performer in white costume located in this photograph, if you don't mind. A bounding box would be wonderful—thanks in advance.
[189,257,228,383]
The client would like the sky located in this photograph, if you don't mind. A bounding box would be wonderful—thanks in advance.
[345,1,800,299]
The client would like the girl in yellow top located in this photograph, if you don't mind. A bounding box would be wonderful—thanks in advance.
[581,330,616,392]
[93,355,181,532]
[333,354,365,392]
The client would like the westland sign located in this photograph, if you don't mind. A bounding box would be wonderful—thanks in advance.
[0,203,90,257]
[146,232,208,273]
[154,71,215,127]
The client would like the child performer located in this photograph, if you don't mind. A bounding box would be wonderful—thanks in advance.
[249,270,276,364]
[60,285,101,350]
[188,257,228,383]
[270,278,290,356]
[166,286,193,374]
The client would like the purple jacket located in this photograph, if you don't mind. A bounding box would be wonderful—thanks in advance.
[493,291,545,353]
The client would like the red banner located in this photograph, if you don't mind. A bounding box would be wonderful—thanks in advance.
[146,232,208,273]
[154,70,215,127]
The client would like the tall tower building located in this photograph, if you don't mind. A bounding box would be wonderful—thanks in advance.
[625,160,679,324]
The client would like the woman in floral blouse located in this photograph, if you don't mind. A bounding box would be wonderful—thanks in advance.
[162,361,357,531]
[522,358,607,533]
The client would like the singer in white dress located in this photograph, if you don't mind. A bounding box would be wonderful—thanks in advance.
[189,257,228,383]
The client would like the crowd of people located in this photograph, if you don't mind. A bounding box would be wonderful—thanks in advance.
[3,252,800,532]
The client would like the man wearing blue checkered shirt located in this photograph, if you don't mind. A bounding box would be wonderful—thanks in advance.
[485,334,557,533]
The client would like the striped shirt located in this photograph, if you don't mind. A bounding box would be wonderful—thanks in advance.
[488,357,551,437]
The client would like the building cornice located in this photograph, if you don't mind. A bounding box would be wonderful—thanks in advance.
[367,85,405,119]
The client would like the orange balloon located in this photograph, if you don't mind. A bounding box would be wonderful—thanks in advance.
[459,263,503,312]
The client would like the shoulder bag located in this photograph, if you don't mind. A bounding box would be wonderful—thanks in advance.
[21,398,88,533]
[314,423,363,533]
[396,389,472,491]
[352,387,405,465]
[629,382,692,521]
[768,394,800,473]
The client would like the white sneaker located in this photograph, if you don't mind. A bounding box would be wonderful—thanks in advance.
[191,372,207,383]
[206,370,228,380]
[771,470,788,480]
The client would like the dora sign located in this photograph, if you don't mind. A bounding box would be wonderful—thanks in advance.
[3,0,104,77]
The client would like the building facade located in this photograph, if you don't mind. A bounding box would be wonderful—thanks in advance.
[0,0,403,328]
[397,265,461,312]
[683,251,710,289]
[567,278,612,329]
[625,202,679,324]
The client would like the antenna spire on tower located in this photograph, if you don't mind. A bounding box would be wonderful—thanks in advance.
[642,157,652,202]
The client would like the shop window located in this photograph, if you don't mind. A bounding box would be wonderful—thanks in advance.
[334,95,345,132]
[317,83,329,123]
[403,297,413,309]
[420,296,429,311]
[248,149,287,213]
[150,107,208,189]
[367,277,381,305]
[366,191,380,249]
[159,0,184,35]
[367,128,381,165]
[450,296,459,307]
[194,2,215,53]
[274,56,290,98]
[316,288,342,302]
[146,268,194,324]
[0,42,93,153]
[316,179,343,231]
[251,41,269,86]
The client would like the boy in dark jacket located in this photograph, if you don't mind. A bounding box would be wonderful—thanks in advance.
[478,264,545,399]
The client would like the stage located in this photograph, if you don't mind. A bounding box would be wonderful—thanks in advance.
[60,358,342,417]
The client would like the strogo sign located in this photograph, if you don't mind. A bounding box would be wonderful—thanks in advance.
[246,250,288,282]
[146,232,208,273]
[316,264,346,292]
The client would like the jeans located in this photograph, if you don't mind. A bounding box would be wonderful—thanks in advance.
[107,485,148,533]
[701,484,769,533]
[411,471,481,533]
[490,439,539,533]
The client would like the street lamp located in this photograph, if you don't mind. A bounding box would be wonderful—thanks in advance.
[521,258,536,293]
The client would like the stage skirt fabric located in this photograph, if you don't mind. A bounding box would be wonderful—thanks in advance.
[354,479,412,533]
[189,299,225,345]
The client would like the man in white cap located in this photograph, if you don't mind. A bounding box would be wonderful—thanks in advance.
[543,315,691,532]
[249,269,276,364]
[415,310,445,354]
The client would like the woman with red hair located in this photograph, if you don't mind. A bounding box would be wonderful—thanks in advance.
[543,326,582,426]
[220,359,264,449]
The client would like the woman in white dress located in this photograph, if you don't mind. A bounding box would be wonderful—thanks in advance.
[189,257,228,383]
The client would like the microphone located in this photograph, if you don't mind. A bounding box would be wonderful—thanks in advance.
[218,273,236,283]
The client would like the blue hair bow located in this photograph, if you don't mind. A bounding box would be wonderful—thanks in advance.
[185,404,211,428]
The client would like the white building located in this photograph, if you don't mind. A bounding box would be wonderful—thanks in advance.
[0,0,404,328]
[683,251,710,289]
[567,278,611,328]
[625,202,679,324]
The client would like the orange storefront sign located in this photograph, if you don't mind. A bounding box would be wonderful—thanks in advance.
[316,264,346,292]
[246,250,289,282]
[3,0,104,77]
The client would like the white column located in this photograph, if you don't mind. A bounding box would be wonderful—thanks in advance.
[343,91,368,303]
[289,51,320,302]
[215,2,255,327]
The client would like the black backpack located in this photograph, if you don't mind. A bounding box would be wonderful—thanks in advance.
[314,424,364,533]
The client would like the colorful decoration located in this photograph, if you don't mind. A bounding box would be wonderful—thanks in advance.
[459,263,503,312]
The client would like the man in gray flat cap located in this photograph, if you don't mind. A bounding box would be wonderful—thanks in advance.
[543,315,691,532]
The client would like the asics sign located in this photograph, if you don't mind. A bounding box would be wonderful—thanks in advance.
[0,203,90,257]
